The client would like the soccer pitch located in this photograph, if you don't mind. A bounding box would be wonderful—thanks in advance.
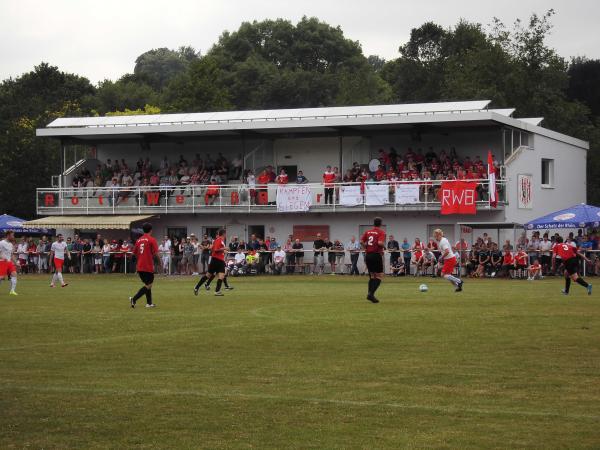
[1,275,599,449]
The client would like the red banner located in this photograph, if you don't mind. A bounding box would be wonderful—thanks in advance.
[440,181,478,215]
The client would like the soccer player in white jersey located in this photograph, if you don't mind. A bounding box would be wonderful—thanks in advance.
[0,230,19,295]
[50,234,71,288]
[433,229,464,292]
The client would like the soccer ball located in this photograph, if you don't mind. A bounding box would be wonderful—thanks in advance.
[419,284,428,292]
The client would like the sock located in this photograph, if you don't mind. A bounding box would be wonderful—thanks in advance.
[565,277,571,293]
[10,276,17,291]
[206,277,213,288]
[51,273,56,285]
[372,278,381,294]
[145,288,153,305]
[132,286,147,302]
[216,279,223,292]
[367,278,375,295]
[223,276,229,288]
[446,274,461,286]
[575,277,589,288]
[195,276,208,290]
[57,273,64,285]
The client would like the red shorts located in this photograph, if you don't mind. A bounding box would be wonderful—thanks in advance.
[0,260,16,277]
[54,258,65,271]
[441,257,457,275]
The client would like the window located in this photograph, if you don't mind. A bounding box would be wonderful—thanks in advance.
[541,159,554,187]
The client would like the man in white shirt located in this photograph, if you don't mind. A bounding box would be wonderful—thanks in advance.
[539,234,553,275]
[273,246,286,275]
[158,238,170,274]
[434,228,463,292]
[0,231,18,295]
[50,234,71,288]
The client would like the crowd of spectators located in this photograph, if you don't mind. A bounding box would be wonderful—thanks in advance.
[8,228,599,278]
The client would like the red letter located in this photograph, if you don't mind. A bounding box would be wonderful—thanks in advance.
[176,195,184,204]
[44,194,55,206]
[231,191,239,205]
[257,191,268,205]
[71,196,79,205]
[146,191,160,205]
[316,194,322,203]
[98,195,104,205]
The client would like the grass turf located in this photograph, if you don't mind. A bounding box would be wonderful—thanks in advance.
[0,274,599,449]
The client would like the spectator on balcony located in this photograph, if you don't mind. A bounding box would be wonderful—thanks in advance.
[374,165,386,182]
[323,166,336,205]
[216,160,229,181]
[296,170,308,184]
[342,169,354,183]
[276,168,289,184]
[387,235,400,268]
[231,154,243,180]
[291,238,304,271]
[205,179,220,205]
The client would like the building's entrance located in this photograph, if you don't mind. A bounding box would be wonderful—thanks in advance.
[203,227,220,239]
[248,225,265,241]
[167,227,187,241]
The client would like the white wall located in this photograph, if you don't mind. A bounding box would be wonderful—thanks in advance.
[504,133,587,224]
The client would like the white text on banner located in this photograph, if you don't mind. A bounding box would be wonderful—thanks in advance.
[276,185,312,212]
[365,183,389,206]
[340,185,362,206]
[395,184,420,204]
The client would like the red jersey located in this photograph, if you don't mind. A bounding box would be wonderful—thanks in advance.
[361,227,386,254]
[323,172,336,187]
[515,251,528,266]
[276,174,288,184]
[133,234,158,273]
[553,243,577,260]
[503,252,514,265]
[211,237,226,261]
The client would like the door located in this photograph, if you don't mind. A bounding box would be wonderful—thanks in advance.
[247,225,265,241]
[203,227,220,239]
[167,227,187,241]
[226,224,247,243]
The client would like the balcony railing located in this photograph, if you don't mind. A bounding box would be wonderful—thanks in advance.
[36,179,506,215]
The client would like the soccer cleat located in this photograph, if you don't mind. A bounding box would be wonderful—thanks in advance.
[145,304,156,308]
[50,283,55,288]
[588,284,593,296]
[61,283,69,288]
[194,287,199,296]
[366,294,379,303]
[205,284,211,291]
[214,291,224,296]
[224,286,234,291]
[561,289,569,295]
[455,281,463,292]
[9,291,18,296]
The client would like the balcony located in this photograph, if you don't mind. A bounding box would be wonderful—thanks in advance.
[36,180,506,215]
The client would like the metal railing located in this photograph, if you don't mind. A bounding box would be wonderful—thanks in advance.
[36,179,507,215]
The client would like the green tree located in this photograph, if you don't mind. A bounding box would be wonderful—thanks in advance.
[134,46,200,91]
[88,77,159,115]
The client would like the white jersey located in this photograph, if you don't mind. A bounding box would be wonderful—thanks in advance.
[438,237,455,260]
[0,239,14,261]
[51,241,68,260]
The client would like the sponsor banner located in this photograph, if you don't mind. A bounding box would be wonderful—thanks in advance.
[276,185,312,212]
[395,184,420,204]
[339,185,362,206]
[365,183,389,206]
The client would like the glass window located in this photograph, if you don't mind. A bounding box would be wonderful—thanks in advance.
[541,159,554,187]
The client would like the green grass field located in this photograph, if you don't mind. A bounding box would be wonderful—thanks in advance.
[0,274,599,449]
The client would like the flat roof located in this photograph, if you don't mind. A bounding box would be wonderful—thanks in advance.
[36,100,589,150]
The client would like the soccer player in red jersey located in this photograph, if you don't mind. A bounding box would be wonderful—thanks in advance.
[552,236,592,295]
[360,217,386,303]
[129,222,159,308]
[194,229,233,296]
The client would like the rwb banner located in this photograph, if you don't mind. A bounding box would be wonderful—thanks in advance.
[276,185,312,212]
[440,181,478,215]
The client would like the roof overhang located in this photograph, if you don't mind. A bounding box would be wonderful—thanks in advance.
[22,215,154,230]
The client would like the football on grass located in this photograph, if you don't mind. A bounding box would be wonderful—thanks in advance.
[419,284,428,292]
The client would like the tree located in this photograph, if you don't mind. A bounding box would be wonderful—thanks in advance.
[88,77,159,115]
[134,47,200,91]
[568,58,600,117]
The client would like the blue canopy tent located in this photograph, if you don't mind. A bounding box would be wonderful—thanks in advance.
[0,214,53,235]
[524,204,600,230]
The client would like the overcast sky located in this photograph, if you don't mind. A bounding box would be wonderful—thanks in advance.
[1,0,598,84]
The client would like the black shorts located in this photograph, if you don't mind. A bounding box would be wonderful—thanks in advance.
[208,258,226,275]
[138,271,154,285]
[564,257,579,275]
[365,252,384,274]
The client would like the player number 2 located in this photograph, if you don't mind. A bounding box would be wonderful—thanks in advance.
[367,236,374,246]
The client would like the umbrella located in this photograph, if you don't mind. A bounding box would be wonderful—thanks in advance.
[524,204,600,230]
[0,214,52,235]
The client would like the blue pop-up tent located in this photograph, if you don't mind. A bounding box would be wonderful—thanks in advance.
[0,214,52,235]
[524,204,600,230]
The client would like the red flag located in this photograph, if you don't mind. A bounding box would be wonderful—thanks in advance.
[487,150,497,208]
[440,181,478,215]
